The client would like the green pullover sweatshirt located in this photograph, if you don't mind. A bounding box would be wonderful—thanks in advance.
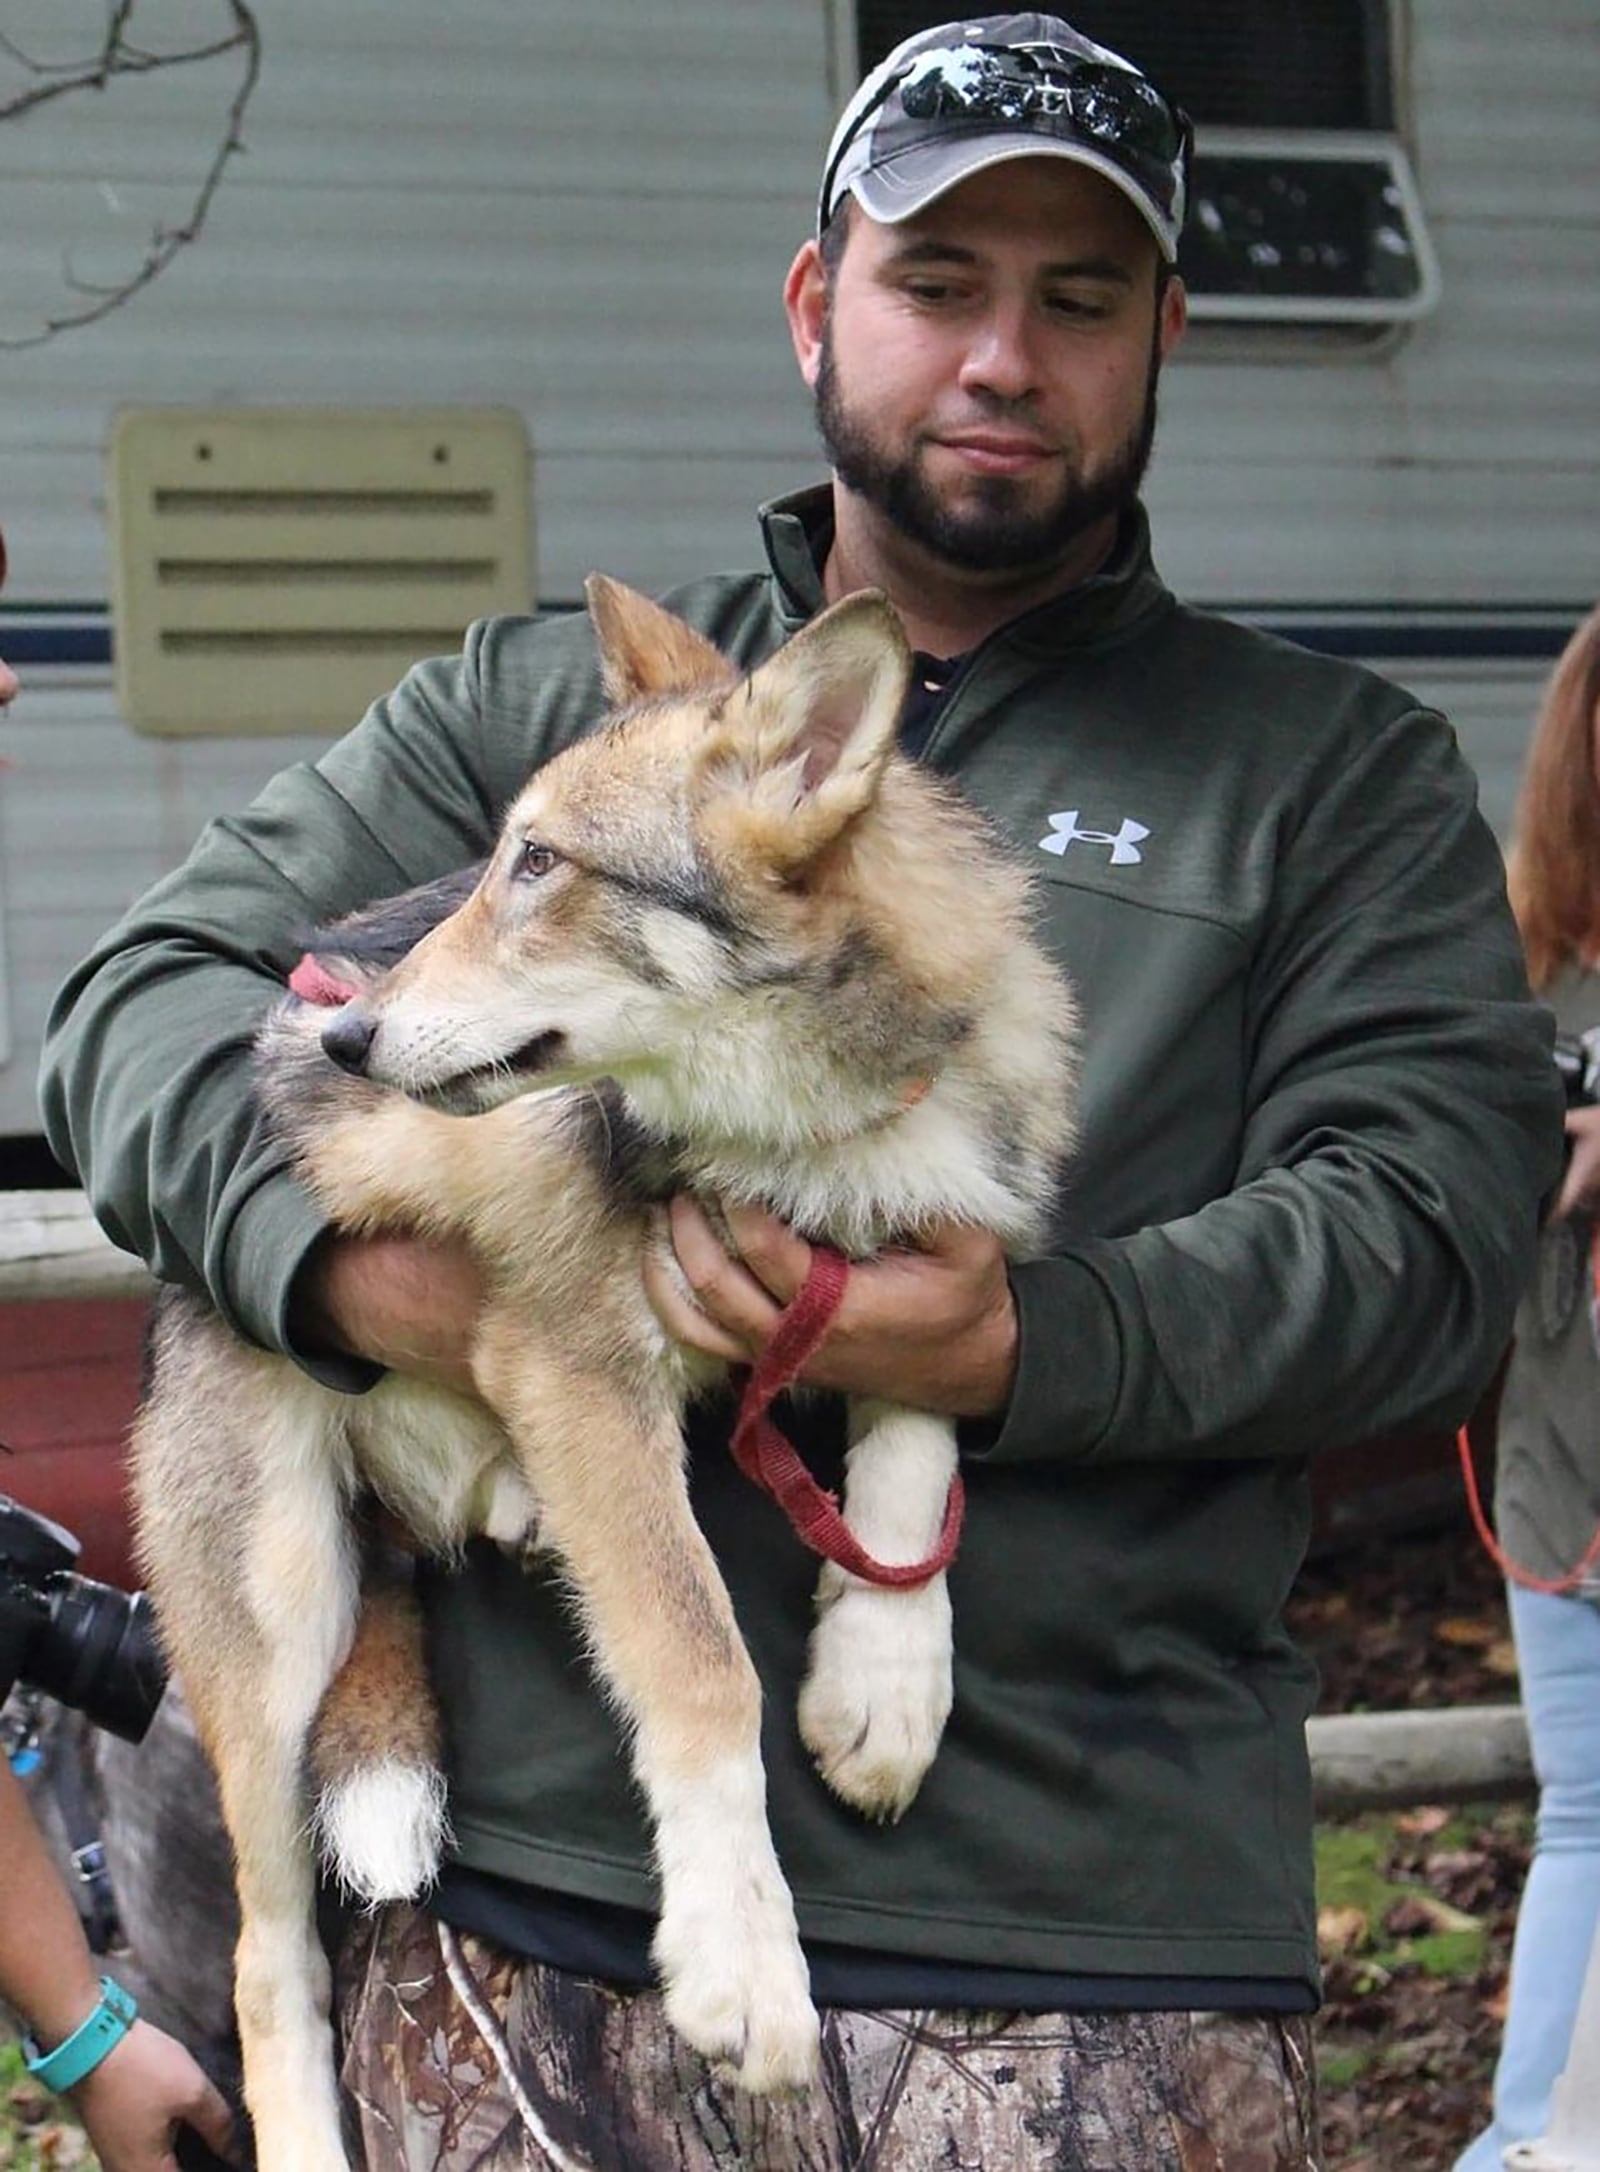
[40,493,1562,1992]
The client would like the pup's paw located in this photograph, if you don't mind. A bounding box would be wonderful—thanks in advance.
[655,1872,819,2095]
[798,1566,953,1822]
[316,1759,450,1902]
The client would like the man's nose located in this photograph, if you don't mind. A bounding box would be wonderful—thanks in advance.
[958,302,1043,401]
[322,1005,377,1074]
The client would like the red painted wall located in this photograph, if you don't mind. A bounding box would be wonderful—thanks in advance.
[0,1297,149,1592]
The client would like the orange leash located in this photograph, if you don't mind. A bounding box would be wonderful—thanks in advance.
[1458,1424,1600,1595]
[1458,1222,1600,1595]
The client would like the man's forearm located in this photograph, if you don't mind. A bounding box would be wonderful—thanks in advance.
[290,1231,486,1391]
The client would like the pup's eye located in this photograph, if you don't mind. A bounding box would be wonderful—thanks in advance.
[514,841,559,881]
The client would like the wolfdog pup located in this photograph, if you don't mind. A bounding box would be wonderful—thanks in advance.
[132,579,1077,2168]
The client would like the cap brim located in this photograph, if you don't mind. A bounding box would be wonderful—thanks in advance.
[847,134,1178,262]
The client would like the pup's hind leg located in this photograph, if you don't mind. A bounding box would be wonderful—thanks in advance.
[225,1489,364,2169]
[138,1366,363,2171]
[798,1402,957,1822]
[480,1347,819,2096]
[311,1548,450,1904]
[208,1698,352,2169]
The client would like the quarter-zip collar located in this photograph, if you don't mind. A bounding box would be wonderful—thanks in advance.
[756,483,1175,657]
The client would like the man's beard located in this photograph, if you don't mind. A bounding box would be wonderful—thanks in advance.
[814,318,1160,577]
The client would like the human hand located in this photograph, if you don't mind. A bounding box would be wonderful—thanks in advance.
[1555,1104,1600,1221]
[293,1230,484,1390]
[642,1195,1018,1419]
[71,2018,237,2171]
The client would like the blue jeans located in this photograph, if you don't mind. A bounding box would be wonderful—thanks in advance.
[1455,1583,1600,2172]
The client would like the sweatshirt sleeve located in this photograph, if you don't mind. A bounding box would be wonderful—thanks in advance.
[976,704,1566,1468]
[38,618,563,1373]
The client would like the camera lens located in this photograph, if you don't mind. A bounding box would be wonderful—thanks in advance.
[32,1578,166,1744]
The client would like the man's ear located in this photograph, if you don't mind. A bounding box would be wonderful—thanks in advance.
[585,573,732,705]
[1158,272,1188,363]
[783,237,828,389]
[699,590,911,871]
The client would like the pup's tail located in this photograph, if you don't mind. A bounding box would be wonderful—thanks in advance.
[310,1553,451,1903]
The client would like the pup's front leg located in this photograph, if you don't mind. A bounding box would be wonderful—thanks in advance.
[797,1402,957,1822]
[644,1723,819,2096]
[477,1342,819,2094]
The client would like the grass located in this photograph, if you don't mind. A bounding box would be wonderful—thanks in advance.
[1316,1815,1487,1985]
[0,2030,96,2171]
[1312,1808,1501,2107]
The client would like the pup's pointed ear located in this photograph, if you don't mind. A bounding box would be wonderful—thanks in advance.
[709,591,910,866]
[585,573,732,704]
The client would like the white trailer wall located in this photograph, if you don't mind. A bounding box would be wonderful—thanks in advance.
[0,0,1596,1139]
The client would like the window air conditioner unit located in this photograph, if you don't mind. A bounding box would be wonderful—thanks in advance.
[1182,129,1441,326]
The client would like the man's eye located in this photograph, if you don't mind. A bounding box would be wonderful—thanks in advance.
[515,841,558,880]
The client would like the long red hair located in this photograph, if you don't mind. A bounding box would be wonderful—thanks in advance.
[1507,603,1600,992]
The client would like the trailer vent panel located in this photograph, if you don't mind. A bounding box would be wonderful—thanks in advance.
[110,407,533,738]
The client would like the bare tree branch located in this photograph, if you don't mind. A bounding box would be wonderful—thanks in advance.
[0,0,260,349]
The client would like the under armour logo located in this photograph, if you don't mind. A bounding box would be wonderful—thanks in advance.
[1039,811,1151,865]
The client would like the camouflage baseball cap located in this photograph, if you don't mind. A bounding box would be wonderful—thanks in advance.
[818,13,1192,261]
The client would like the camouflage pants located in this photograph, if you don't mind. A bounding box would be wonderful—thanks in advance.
[337,1903,1322,2171]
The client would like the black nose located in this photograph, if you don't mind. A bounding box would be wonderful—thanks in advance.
[321,1006,377,1074]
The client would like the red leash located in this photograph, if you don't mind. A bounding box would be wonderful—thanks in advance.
[729,1245,965,1589]
[291,951,965,1585]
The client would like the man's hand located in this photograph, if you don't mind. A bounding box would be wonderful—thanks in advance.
[293,1231,484,1390]
[642,1195,1018,1419]
[1555,1103,1600,1221]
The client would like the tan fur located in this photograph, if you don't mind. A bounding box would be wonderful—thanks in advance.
[131,580,1079,2169]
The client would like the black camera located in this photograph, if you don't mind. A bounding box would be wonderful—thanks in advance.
[0,1494,165,1743]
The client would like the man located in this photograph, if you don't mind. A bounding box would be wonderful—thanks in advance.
[40,15,1561,2167]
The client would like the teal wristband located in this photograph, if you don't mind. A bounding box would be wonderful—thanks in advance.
[23,1976,138,2092]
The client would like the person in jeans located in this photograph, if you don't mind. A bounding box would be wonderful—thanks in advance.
[1456,603,1600,2171]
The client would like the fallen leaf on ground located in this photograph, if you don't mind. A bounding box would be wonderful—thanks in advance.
[1395,1807,1451,1837]
[1319,1904,1372,1955]
[1425,1849,1488,1881]
[1383,1889,1481,1939]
